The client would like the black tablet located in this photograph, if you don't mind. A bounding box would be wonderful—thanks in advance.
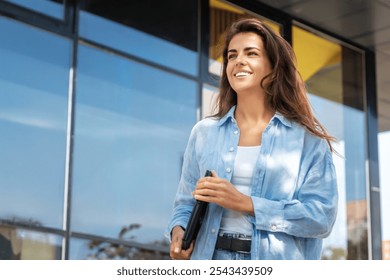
[181,170,212,250]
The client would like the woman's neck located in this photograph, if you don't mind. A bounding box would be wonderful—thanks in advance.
[235,94,274,125]
[234,94,274,146]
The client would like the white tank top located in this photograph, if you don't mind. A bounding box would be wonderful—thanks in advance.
[219,145,260,236]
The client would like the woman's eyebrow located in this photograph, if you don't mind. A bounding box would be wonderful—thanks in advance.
[228,47,261,53]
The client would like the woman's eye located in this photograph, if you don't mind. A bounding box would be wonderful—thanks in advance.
[248,52,258,56]
[228,54,236,60]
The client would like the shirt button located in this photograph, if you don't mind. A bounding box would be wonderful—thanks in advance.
[271,225,277,232]
[229,147,234,152]
[211,228,216,233]
[226,167,232,173]
[233,130,239,135]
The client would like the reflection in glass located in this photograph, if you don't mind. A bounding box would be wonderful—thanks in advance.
[0,225,62,259]
[69,235,170,260]
[209,0,281,76]
[0,17,70,228]
[293,25,367,259]
[379,131,390,259]
[79,0,198,76]
[4,0,64,19]
[202,84,218,119]
[71,44,197,246]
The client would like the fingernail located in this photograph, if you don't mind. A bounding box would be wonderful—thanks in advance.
[174,247,180,253]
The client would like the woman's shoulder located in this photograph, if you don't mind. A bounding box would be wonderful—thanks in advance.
[186,117,220,147]
[192,116,220,132]
[287,120,332,155]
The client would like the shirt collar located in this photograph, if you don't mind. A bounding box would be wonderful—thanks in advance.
[217,106,292,128]
[217,106,237,126]
[273,112,292,128]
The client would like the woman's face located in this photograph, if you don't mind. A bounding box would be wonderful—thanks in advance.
[226,32,271,95]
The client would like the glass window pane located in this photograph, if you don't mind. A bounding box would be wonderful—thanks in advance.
[79,0,198,76]
[4,0,64,19]
[69,237,170,260]
[71,44,197,245]
[202,84,218,119]
[0,17,71,228]
[293,25,367,259]
[378,51,390,260]
[0,225,62,259]
[209,0,281,76]
[379,131,390,259]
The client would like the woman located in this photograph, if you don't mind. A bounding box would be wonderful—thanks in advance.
[167,18,338,260]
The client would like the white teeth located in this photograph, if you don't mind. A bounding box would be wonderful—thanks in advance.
[235,72,251,77]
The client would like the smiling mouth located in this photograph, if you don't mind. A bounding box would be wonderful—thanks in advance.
[234,72,252,77]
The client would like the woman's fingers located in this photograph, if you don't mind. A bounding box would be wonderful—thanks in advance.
[194,175,251,212]
[170,227,194,260]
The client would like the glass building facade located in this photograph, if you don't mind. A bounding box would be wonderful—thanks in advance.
[0,0,385,259]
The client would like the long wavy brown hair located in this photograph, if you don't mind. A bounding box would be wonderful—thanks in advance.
[212,18,336,151]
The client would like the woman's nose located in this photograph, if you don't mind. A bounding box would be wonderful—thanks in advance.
[235,54,246,66]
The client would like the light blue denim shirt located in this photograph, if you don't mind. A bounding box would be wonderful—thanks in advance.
[167,106,338,260]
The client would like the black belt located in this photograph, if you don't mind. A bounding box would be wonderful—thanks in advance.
[215,235,251,254]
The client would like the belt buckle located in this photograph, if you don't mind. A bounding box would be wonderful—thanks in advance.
[233,236,251,254]
[237,250,250,254]
[236,248,250,254]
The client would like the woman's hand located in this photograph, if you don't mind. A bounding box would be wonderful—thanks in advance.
[169,226,194,260]
[193,171,254,215]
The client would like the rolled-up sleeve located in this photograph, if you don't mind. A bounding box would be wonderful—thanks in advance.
[252,147,338,238]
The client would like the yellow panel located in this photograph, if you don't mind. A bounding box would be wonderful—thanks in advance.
[263,19,280,34]
[210,0,244,14]
[210,0,280,33]
[293,26,341,81]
